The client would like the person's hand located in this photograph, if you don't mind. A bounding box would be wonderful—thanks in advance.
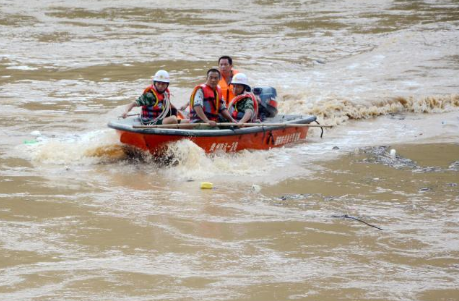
[121,112,128,119]
[207,120,217,127]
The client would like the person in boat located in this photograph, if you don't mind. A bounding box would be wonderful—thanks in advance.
[185,68,236,127]
[217,55,239,106]
[179,55,239,110]
[228,73,258,125]
[121,70,178,125]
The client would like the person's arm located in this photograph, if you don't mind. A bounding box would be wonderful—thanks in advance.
[122,101,138,118]
[218,98,236,123]
[238,109,253,124]
[194,105,217,127]
[180,101,190,111]
[220,109,236,123]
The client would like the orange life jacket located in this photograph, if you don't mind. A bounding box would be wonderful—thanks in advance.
[140,86,169,122]
[228,93,258,122]
[189,84,223,122]
[218,69,239,106]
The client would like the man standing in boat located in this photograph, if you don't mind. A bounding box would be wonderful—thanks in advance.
[186,68,236,127]
[228,73,258,124]
[121,70,178,125]
[217,55,239,106]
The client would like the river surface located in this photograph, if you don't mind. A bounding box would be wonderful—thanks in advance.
[1,1,459,300]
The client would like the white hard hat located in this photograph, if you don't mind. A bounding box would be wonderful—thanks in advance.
[153,70,170,83]
[231,73,249,86]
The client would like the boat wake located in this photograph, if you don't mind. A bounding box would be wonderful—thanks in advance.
[278,92,459,126]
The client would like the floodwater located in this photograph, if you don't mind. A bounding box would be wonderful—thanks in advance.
[1,0,459,300]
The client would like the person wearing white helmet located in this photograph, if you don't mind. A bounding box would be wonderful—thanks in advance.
[228,73,258,124]
[122,70,178,125]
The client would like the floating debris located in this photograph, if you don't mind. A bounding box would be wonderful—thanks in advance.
[200,182,213,189]
[23,140,38,144]
[449,161,459,171]
[419,187,432,192]
[359,146,417,169]
[332,214,382,230]
[390,149,396,158]
[251,184,261,192]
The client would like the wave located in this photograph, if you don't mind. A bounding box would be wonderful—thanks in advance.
[279,93,459,125]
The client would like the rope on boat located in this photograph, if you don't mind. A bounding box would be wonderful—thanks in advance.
[147,93,172,125]
[332,214,383,230]
[314,120,324,138]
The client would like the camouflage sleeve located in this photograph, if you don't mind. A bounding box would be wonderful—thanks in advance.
[238,97,254,112]
[135,92,157,106]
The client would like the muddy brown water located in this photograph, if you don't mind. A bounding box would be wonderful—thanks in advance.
[1,0,459,300]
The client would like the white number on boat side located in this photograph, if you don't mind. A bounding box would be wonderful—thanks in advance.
[209,142,238,152]
[274,133,301,146]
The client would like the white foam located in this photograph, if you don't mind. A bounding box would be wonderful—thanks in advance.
[6,65,38,70]
[24,130,124,165]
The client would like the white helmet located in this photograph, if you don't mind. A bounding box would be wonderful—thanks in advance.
[232,73,249,86]
[153,70,170,83]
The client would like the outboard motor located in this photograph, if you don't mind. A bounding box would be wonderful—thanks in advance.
[253,87,278,121]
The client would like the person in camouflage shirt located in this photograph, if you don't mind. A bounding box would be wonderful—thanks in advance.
[228,73,258,124]
[122,70,178,125]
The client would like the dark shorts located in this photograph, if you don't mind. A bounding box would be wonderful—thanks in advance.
[141,118,163,125]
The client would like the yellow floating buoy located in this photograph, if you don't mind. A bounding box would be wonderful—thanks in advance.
[200,182,213,189]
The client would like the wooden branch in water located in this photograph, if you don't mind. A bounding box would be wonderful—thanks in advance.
[332,214,383,230]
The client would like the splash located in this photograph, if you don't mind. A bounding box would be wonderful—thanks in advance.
[25,130,126,165]
[278,93,459,125]
[160,140,274,181]
[24,129,288,181]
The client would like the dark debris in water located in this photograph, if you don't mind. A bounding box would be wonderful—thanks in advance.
[413,166,443,173]
[332,214,383,230]
[359,146,417,170]
[358,146,459,174]
[388,113,406,120]
[449,161,459,171]
[278,193,325,202]
[419,187,432,192]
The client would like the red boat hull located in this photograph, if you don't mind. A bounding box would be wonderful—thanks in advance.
[108,115,317,155]
[117,126,309,154]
